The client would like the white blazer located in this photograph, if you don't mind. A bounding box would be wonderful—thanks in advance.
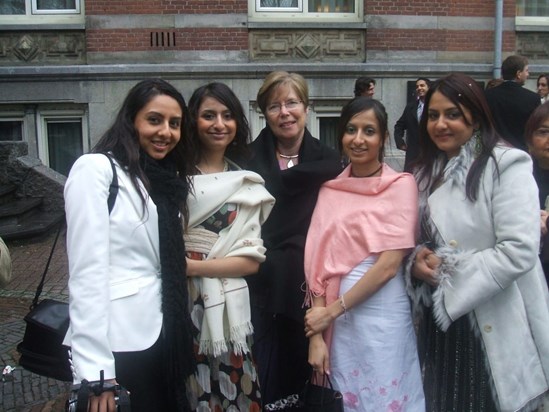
[64,154,163,382]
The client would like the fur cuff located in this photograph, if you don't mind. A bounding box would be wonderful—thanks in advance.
[404,244,434,319]
[431,246,473,331]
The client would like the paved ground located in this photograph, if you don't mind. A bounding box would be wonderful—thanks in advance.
[1,228,71,412]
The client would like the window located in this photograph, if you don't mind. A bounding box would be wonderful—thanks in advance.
[250,0,361,22]
[38,109,88,176]
[516,0,549,29]
[0,119,24,141]
[0,0,83,26]
[517,1,549,16]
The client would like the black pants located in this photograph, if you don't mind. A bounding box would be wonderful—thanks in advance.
[113,334,175,412]
[251,308,311,407]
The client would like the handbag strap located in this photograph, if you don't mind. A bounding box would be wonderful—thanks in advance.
[30,154,119,310]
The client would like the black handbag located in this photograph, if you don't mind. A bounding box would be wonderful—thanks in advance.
[17,224,73,381]
[299,373,344,412]
[17,154,119,382]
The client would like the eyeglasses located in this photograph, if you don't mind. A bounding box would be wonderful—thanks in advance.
[534,127,549,139]
[266,100,303,115]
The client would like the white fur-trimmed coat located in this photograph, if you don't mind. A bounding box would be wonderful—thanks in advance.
[406,143,549,412]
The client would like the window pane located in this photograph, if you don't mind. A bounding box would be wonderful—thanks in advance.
[260,0,298,7]
[47,120,83,176]
[0,0,25,14]
[309,0,354,13]
[516,0,549,16]
[0,121,23,141]
[36,0,76,10]
[319,117,339,150]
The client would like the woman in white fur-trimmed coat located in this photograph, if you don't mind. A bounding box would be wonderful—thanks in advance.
[406,73,549,412]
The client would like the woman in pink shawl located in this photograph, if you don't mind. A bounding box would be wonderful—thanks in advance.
[304,97,425,411]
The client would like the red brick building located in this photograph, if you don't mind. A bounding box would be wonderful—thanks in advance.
[0,0,547,173]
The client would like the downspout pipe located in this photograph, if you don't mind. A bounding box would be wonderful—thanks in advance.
[493,0,504,79]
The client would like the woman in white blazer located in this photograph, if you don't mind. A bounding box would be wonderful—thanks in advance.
[64,79,196,412]
[406,73,549,412]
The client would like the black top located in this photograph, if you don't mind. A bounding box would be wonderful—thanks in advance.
[245,126,342,322]
[485,81,540,151]
[394,99,421,172]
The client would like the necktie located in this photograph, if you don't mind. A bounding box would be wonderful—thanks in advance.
[417,100,424,122]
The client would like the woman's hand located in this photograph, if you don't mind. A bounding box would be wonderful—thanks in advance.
[87,381,118,412]
[304,306,336,337]
[412,246,441,286]
[308,333,330,375]
[541,210,548,237]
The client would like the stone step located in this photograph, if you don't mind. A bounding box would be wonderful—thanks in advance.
[0,184,17,204]
[0,211,65,240]
[0,197,43,218]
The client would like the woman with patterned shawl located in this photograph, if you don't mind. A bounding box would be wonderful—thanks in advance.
[184,82,275,411]
[304,97,425,411]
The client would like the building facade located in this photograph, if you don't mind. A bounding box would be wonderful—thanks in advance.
[0,0,548,174]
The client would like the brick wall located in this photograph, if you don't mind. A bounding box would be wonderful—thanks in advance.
[86,0,247,15]
[365,0,515,17]
[366,29,516,52]
[86,28,248,52]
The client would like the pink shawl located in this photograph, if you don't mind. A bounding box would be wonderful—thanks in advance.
[304,163,418,346]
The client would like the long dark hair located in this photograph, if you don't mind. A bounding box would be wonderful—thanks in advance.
[188,82,251,168]
[414,72,500,201]
[93,78,193,207]
[337,97,388,162]
[525,102,549,146]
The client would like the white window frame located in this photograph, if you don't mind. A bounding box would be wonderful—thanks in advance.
[0,0,83,26]
[249,0,362,22]
[37,108,88,170]
[516,1,549,29]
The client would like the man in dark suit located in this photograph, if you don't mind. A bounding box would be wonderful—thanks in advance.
[485,55,540,151]
[394,77,430,172]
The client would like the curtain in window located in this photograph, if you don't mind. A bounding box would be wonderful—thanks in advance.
[260,0,298,8]
[0,121,23,141]
[516,0,549,16]
[309,0,353,13]
[0,0,25,14]
[47,120,83,176]
[36,0,76,10]
[319,117,339,150]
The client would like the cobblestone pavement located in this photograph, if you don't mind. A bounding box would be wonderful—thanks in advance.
[1,229,71,412]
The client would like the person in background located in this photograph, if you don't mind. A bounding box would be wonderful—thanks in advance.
[304,97,425,411]
[525,102,549,283]
[394,77,431,172]
[485,78,503,89]
[353,77,376,98]
[408,72,549,412]
[64,79,196,412]
[538,73,548,104]
[183,82,274,411]
[246,71,342,410]
[485,54,540,151]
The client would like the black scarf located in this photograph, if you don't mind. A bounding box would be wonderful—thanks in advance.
[140,153,195,411]
[246,126,342,321]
